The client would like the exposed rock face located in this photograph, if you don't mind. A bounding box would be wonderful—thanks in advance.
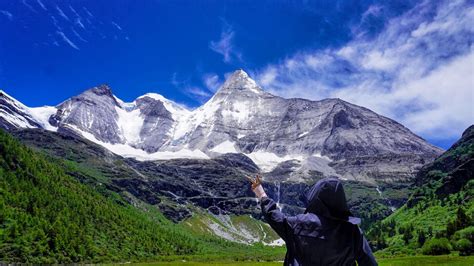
[48,86,187,152]
[169,70,441,160]
[134,95,174,152]
[0,69,443,185]
[12,128,413,229]
[0,90,42,130]
[50,85,124,143]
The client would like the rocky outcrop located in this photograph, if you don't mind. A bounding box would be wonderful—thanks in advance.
[0,70,443,184]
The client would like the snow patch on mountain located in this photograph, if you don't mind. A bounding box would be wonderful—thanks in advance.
[138,93,191,121]
[0,109,34,128]
[210,140,238,153]
[0,90,51,129]
[172,99,220,140]
[29,106,58,131]
[246,151,304,172]
[0,70,443,180]
[65,124,209,160]
[114,106,144,144]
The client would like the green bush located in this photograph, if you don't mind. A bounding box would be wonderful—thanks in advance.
[453,226,474,242]
[421,238,451,255]
[455,238,473,256]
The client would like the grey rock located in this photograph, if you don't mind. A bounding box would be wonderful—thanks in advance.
[0,91,41,130]
[134,96,174,152]
[51,84,124,143]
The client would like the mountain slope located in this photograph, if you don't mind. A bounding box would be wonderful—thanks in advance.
[0,70,443,185]
[0,90,49,130]
[368,125,474,255]
[0,128,195,262]
[174,70,441,161]
[12,128,403,234]
[11,128,283,243]
[0,129,287,263]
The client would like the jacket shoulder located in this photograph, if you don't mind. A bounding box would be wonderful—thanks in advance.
[287,213,324,236]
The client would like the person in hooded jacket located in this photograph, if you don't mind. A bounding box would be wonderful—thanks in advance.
[248,175,378,266]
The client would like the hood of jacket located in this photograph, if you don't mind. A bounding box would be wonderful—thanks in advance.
[304,178,361,224]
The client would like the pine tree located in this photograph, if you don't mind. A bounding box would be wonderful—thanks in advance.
[417,230,426,247]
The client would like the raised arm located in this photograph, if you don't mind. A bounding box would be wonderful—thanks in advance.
[247,175,291,241]
[260,196,291,241]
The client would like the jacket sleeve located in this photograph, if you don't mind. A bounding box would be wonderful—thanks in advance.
[355,228,378,266]
[260,196,291,241]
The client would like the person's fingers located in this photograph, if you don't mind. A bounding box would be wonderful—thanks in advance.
[246,176,255,183]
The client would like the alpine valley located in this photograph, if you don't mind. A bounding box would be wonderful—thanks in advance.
[3,70,470,263]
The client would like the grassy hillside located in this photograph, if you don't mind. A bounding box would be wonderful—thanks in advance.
[0,129,285,263]
[369,125,474,257]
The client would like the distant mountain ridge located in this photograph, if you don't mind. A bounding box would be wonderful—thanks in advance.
[0,69,442,183]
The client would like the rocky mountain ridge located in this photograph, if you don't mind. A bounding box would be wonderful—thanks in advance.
[0,70,443,184]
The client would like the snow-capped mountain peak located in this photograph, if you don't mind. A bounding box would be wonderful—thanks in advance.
[0,69,443,179]
[136,93,191,120]
[217,69,263,95]
[0,90,55,130]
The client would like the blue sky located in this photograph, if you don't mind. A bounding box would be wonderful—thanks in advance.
[0,0,472,149]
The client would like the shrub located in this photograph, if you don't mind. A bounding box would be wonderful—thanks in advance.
[453,226,474,242]
[421,238,451,255]
[455,238,473,256]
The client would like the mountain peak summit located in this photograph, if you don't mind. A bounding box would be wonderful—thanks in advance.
[219,69,262,94]
[88,84,113,97]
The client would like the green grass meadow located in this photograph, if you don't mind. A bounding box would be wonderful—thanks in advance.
[119,256,474,266]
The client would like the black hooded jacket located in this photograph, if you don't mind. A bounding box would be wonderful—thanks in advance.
[260,178,378,266]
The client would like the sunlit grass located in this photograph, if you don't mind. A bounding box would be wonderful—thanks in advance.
[122,256,474,266]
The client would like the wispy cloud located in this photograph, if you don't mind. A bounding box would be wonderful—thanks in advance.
[0,10,13,21]
[36,0,47,11]
[203,73,223,92]
[82,7,93,18]
[50,15,61,30]
[75,18,86,30]
[56,5,70,21]
[256,0,473,141]
[209,24,242,63]
[172,73,212,102]
[185,87,213,99]
[56,31,79,50]
[22,0,37,13]
[111,21,122,31]
[68,5,79,17]
[72,28,87,42]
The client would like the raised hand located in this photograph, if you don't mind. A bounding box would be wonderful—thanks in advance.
[246,174,267,199]
[247,174,263,189]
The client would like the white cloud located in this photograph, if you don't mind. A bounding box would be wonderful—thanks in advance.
[203,73,222,92]
[111,21,122,31]
[56,5,70,21]
[22,0,37,13]
[75,18,86,29]
[36,0,47,11]
[68,5,80,17]
[0,10,13,20]
[256,0,474,141]
[209,25,242,63]
[82,7,94,18]
[56,31,79,50]
[185,87,212,99]
[172,73,212,102]
[72,28,87,42]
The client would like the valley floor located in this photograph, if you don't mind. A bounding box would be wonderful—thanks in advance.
[125,256,474,266]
